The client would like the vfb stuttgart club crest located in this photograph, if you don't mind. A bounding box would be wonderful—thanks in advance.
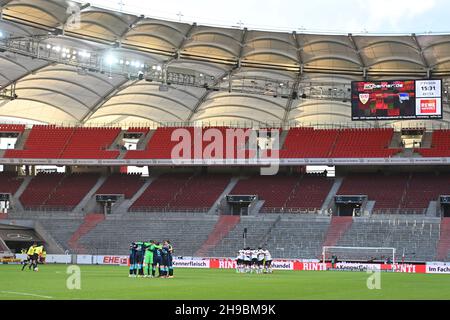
[359,94,370,104]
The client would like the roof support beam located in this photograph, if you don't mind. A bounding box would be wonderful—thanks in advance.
[175,22,197,58]
[412,33,431,77]
[348,33,367,79]
[282,31,303,126]
[117,14,145,45]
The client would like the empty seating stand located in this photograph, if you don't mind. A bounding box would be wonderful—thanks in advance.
[284,175,334,212]
[5,126,74,159]
[44,173,100,210]
[416,130,450,157]
[0,172,24,195]
[280,128,338,158]
[0,124,25,133]
[337,173,410,211]
[130,173,230,212]
[4,126,120,159]
[330,128,400,158]
[125,127,255,160]
[20,172,65,209]
[231,175,300,211]
[400,173,450,211]
[60,127,121,159]
[96,173,145,199]
[20,172,99,211]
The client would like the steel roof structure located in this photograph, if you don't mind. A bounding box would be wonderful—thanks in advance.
[0,0,449,128]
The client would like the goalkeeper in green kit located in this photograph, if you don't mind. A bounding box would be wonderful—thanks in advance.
[143,240,154,278]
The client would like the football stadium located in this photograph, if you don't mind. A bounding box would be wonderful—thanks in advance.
[1,0,450,304]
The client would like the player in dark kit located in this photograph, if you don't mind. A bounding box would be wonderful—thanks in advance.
[167,240,174,278]
[129,242,138,277]
[152,242,163,277]
[160,243,170,278]
[135,241,145,277]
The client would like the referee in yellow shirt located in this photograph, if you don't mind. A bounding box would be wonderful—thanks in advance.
[21,243,36,271]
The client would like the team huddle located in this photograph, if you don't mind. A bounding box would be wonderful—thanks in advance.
[129,240,174,278]
[236,247,273,274]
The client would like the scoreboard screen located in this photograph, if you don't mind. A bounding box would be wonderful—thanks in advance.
[351,79,442,120]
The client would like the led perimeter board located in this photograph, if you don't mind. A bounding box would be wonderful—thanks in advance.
[351,79,442,120]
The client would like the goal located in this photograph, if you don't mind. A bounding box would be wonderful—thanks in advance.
[322,246,396,264]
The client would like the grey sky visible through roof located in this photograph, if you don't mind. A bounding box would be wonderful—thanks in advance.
[90,0,447,34]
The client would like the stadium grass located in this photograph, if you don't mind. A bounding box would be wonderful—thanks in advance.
[0,265,449,300]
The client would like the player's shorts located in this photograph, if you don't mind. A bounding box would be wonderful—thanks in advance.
[144,254,153,265]
[244,259,251,266]
[129,253,136,265]
[265,259,272,266]
[32,253,39,262]
[257,259,264,266]
[161,256,169,266]
[251,258,258,265]
[236,259,242,265]
[167,255,173,267]
[135,252,143,263]
[153,256,162,265]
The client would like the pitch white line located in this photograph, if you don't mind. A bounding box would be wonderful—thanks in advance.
[0,291,53,299]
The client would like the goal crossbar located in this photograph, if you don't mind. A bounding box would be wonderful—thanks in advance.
[322,246,396,265]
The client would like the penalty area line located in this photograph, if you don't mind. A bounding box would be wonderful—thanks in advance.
[0,291,54,299]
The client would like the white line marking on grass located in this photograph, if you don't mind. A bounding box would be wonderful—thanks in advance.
[0,291,53,299]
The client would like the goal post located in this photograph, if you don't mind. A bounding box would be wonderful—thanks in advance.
[322,246,396,265]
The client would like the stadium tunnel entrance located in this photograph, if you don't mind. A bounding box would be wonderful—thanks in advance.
[0,225,44,254]
[225,195,258,216]
[334,195,367,217]
[441,196,450,217]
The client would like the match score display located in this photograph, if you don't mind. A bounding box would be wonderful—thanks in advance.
[351,79,442,120]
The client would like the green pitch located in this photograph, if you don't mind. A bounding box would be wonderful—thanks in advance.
[0,265,449,300]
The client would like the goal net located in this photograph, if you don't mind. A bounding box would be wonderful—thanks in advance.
[322,246,396,264]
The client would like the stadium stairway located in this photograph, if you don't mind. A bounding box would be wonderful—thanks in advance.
[322,216,353,247]
[73,176,107,213]
[68,213,105,254]
[195,215,241,257]
[13,128,31,150]
[436,218,450,261]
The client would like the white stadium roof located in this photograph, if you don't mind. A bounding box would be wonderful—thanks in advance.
[0,0,449,127]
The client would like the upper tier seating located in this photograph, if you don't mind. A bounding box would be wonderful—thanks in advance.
[280,128,338,158]
[5,126,120,159]
[330,128,400,158]
[95,173,145,199]
[416,130,450,157]
[60,127,120,159]
[5,126,74,158]
[0,124,25,133]
[125,127,254,160]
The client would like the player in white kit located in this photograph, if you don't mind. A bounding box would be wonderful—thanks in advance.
[263,248,273,273]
